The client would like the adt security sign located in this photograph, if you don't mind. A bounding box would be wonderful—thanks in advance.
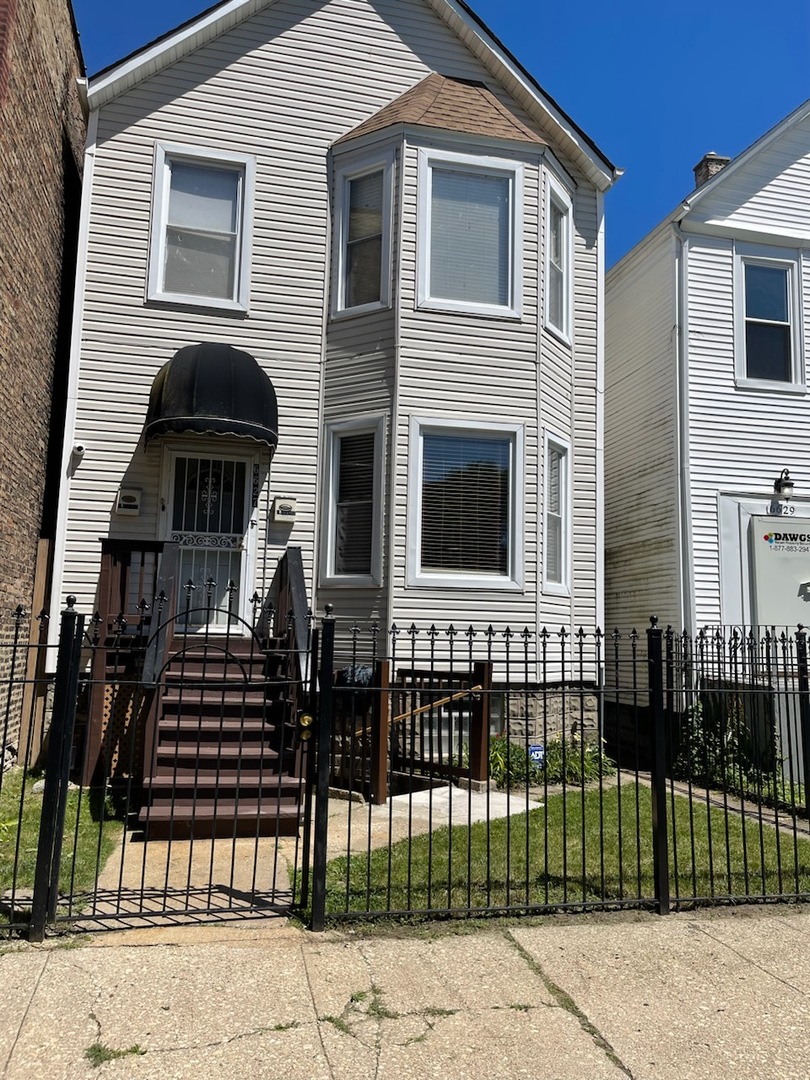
[528,744,545,767]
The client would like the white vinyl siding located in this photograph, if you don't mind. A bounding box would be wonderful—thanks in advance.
[686,237,810,625]
[321,415,384,587]
[148,143,254,310]
[333,150,393,315]
[59,0,507,616]
[55,0,603,644]
[604,227,680,632]
[407,416,524,590]
[417,148,522,318]
[693,111,810,242]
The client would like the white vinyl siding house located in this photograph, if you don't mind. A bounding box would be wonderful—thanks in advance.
[52,0,616,651]
[605,101,810,633]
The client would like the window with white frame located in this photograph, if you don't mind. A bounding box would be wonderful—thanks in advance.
[408,418,523,588]
[418,149,522,317]
[322,417,384,585]
[545,176,572,340]
[544,436,569,591]
[736,249,802,387]
[148,144,254,310]
[334,153,393,314]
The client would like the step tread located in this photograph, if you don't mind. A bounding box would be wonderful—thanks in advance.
[155,744,281,759]
[140,802,301,821]
[143,773,301,788]
[156,718,278,731]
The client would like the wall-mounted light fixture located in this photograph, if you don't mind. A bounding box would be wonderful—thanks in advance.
[774,469,795,500]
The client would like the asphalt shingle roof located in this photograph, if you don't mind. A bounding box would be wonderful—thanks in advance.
[336,72,548,147]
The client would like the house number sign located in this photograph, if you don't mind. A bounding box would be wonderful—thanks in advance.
[767,500,796,516]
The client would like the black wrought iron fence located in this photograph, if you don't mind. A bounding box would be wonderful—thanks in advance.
[313,616,810,925]
[4,601,810,940]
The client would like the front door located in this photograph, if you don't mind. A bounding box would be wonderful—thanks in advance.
[166,452,254,628]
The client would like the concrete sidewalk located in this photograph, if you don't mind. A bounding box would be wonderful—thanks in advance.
[1,907,809,1080]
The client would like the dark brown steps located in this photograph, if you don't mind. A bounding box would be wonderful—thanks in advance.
[141,633,304,838]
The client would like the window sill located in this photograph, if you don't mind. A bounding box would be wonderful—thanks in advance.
[416,297,521,320]
[542,581,570,598]
[146,291,249,315]
[734,376,806,395]
[407,571,523,591]
[544,321,572,349]
[330,300,390,322]
[319,573,381,589]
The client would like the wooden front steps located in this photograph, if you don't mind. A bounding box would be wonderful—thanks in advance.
[140,636,303,838]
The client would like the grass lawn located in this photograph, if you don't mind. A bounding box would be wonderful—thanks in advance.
[0,769,123,899]
[324,781,810,916]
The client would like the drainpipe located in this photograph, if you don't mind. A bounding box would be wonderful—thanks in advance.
[672,218,696,635]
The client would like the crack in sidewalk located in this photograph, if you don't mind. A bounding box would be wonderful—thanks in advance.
[505,930,635,1079]
[688,920,810,997]
[1,951,52,1079]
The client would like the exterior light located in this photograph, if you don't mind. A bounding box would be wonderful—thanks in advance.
[774,469,795,500]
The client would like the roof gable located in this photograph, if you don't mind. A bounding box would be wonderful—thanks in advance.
[612,97,810,274]
[686,103,810,238]
[87,0,616,190]
[336,72,547,147]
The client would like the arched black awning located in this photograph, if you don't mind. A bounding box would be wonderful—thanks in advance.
[145,343,278,450]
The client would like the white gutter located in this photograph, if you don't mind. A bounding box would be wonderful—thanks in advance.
[673,219,696,635]
[595,189,606,634]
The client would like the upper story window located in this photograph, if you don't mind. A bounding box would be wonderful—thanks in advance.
[407,417,524,589]
[321,416,384,586]
[148,144,254,311]
[333,152,393,316]
[545,175,573,342]
[417,149,522,318]
[735,246,804,391]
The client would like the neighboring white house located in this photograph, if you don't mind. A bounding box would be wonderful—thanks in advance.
[54,0,617,656]
[606,100,810,634]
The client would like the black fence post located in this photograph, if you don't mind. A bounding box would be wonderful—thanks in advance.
[298,626,320,912]
[794,626,810,818]
[647,617,671,915]
[30,598,83,941]
[310,607,335,932]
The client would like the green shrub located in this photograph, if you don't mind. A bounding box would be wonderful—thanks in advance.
[542,735,615,785]
[480,733,615,790]
[672,698,803,811]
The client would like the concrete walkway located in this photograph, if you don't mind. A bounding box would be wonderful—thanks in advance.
[2,906,810,1079]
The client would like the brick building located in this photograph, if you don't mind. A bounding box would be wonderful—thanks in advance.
[0,0,85,636]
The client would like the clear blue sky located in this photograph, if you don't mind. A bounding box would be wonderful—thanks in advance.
[71,0,810,267]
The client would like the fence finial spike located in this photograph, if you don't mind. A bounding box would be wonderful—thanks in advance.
[650,615,658,628]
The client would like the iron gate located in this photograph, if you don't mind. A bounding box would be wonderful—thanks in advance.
[0,568,319,940]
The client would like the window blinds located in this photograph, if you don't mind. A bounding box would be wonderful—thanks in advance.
[430,168,510,306]
[421,433,510,575]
